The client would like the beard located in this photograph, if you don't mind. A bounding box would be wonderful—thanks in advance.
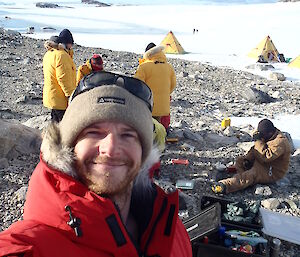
[75,155,141,197]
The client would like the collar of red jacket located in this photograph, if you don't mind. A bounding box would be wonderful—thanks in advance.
[22,154,179,255]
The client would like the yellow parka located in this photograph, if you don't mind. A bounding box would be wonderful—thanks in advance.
[76,59,93,85]
[152,118,166,152]
[134,46,176,117]
[42,41,76,110]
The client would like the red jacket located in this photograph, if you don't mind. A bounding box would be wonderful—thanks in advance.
[0,125,192,257]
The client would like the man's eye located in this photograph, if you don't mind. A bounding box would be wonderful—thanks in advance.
[85,130,104,137]
[122,133,137,139]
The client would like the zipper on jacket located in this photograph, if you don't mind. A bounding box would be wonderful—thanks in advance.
[112,202,143,256]
[142,197,168,256]
[65,205,82,237]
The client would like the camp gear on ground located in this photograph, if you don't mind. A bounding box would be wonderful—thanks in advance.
[223,201,260,224]
[183,203,221,242]
[71,71,153,111]
[172,159,189,165]
[176,179,194,190]
[225,230,267,246]
[212,182,226,194]
[160,31,186,54]
[270,238,281,257]
[260,207,300,245]
[166,137,178,143]
[221,118,231,129]
[201,195,262,230]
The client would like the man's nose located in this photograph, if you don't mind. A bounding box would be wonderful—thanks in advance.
[98,133,120,157]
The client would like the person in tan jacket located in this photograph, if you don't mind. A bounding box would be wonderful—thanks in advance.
[43,29,76,122]
[212,119,291,194]
[76,54,104,85]
[134,43,176,131]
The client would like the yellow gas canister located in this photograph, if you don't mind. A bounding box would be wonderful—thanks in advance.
[221,118,231,129]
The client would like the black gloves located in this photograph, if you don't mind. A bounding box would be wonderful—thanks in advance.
[243,159,253,170]
[252,130,262,141]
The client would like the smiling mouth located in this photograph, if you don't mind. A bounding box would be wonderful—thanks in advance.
[92,161,126,166]
[88,156,132,168]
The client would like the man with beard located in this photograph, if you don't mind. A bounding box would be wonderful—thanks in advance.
[0,71,192,257]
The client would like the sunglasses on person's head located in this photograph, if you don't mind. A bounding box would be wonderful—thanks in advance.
[70,71,153,111]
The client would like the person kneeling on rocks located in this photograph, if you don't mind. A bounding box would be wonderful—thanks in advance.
[0,71,192,257]
[212,119,291,194]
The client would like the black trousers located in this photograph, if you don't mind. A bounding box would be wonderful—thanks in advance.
[51,109,65,122]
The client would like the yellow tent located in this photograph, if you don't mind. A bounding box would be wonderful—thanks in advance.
[288,55,300,69]
[248,35,280,62]
[160,31,185,54]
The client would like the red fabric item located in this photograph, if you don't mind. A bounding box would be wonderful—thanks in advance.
[159,115,170,130]
[0,157,192,257]
[149,161,161,179]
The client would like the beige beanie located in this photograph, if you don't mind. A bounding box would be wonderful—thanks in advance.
[59,85,153,162]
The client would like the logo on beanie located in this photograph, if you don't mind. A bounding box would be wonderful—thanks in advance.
[97,97,125,105]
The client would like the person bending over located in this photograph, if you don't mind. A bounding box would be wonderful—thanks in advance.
[212,119,291,194]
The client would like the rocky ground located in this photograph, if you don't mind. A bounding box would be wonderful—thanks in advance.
[0,28,300,256]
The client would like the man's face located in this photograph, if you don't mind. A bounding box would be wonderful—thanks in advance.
[74,121,142,196]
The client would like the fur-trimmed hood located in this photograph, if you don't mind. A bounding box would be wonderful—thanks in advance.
[143,45,166,60]
[44,39,59,51]
[44,40,74,58]
[44,40,66,51]
[41,122,160,189]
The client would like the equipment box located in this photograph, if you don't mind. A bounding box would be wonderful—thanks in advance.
[200,195,262,230]
[195,242,266,257]
[184,198,268,257]
[193,222,268,257]
[184,203,221,242]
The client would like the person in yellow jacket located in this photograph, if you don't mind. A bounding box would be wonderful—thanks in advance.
[152,118,166,152]
[212,119,291,194]
[76,54,104,85]
[43,29,76,122]
[135,43,176,132]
